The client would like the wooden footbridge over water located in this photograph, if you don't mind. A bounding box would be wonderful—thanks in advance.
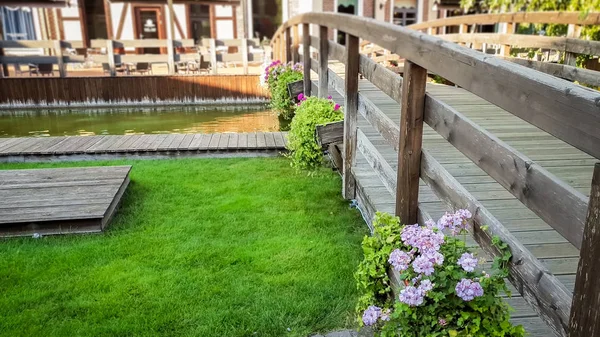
[271,11,600,337]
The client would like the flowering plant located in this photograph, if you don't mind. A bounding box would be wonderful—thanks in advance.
[262,60,303,120]
[355,211,525,337]
[286,95,343,170]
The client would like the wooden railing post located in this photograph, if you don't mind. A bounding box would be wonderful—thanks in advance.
[565,24,582,66]
[54,40,66,77]
[210,38,217,74]
[458,24,468,46]
[242,38,249,75]
[318,25,329,98]
[285,26,292,63]
[302,23,311,96]
[569,162,600,337]
[106,40,116,77]
[395,60,427,225]
[500,23,514,56]
[292,25,299,64]
[167,39,175,75]
[343,33,359,199]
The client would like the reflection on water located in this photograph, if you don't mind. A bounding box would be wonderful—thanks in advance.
[0,105,280,137]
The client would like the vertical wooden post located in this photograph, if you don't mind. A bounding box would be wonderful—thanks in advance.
[395,61,427,225]
[54,40,66,77]
[285,26,292,63]
[565,24,582,67]
[242,38,249,75]
[273,37,278,60]
[302,24,311,96]
[0,12,7,77]
[167,0,176,75]
[458,24,468,46]
[569,163,600,337]
[500,23,514,56]
[106,40,116,77]
[292,25,299,64]
[427,27,433,35]
[210,38,217,74]
[343,33,359,199]
[103,0,114,40]
[318,25,329,98]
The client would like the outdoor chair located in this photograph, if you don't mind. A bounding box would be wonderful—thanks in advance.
[186,61,199,74]
[36,64,55,76]
[134,62,152,75]
[199,55,211,74]
[175,61,188,74]
[102,63,128,75]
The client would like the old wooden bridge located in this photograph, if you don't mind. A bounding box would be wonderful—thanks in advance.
[271,11,600,337]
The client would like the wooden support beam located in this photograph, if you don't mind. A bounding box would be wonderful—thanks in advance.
[569,163,600,337]
[103,0,114,40]
[318,26,329,98]
[54,40,66,77]
[241,38,248,75]
[106,40,116,77]
[167,0,176,74]
[395,61,427,225]
[565,24,582,67]
[292,25,299,64]
[285,26,292,63]
[0,12,7,77]
[210,38,217,74]
[342,33,359,199]
[302,24,311,96]
[500,22,514,56]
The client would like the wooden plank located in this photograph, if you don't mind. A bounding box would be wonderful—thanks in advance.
[198,134,212,150]
[569,163,600,337]
[167,134,186,151]
[424,95,589,249]
[227,133,239,150]
[302,23,311,96]
[419,149,572,337]
[187,134,204,150]
[237,133,248,148]
[264,132,276,149]
[217,133,230,150]
[247,132,257,149]
[177,134,195,150]
[318,26,329,98]
[208,133,221,150]
[292,25,299,64]
[285,26,292,63]
[255,132,266,149]
[343,33,359,199]
[395,61,427,225]
[273,132,285,148]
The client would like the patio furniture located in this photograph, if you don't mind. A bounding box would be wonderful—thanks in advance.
[186,60,199,74]
[102,63,129,75]
[34,64,55,76]
[175,61,188,74]
[198,55,211,74]
[134,62,152,75]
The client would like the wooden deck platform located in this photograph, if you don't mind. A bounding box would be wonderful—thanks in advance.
[0,132,288,161]
[317,71,596,337]
[0,166,131,237]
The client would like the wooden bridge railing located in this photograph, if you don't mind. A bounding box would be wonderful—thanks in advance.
[271,12,600,337]
[0,38,267,77]
[361,11,600,87]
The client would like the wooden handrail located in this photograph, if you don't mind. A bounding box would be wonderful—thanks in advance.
[273,13,600,337]
[408,11,600,31]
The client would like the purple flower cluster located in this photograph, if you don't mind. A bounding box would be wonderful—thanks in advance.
[263,60,282,82]
[412,255,435,276]
[401,224,445,253]
[437,209,473,235]
[291,62,303,72]
[362,305,382,326]
[389,249,412,271]
[457,252,478,272]
[455,278,484,301]
[399,279,435,307]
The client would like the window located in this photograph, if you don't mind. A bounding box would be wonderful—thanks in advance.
[1,6,36,40]
[189,4,211,41]
[393,7,417,26]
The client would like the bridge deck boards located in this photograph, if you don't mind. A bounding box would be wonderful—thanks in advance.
[0,166,131,237]
[0,132,288,159]
[320,70,596,337]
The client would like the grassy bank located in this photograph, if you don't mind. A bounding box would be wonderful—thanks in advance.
[0,158,366,337]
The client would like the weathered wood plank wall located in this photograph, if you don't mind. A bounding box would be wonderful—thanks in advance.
[0,75,268,105]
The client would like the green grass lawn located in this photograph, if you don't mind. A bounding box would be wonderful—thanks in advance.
[0,158,367,337]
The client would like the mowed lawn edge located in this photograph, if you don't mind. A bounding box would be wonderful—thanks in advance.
[0,157,367,337]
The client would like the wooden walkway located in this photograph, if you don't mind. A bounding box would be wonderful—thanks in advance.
[0,132,288,161]
[0,166,131,237]
[319,72,596,337]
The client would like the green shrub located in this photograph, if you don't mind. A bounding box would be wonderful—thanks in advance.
[265,61,303,120]
[357,211,526,337]
[286,96,344,170]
